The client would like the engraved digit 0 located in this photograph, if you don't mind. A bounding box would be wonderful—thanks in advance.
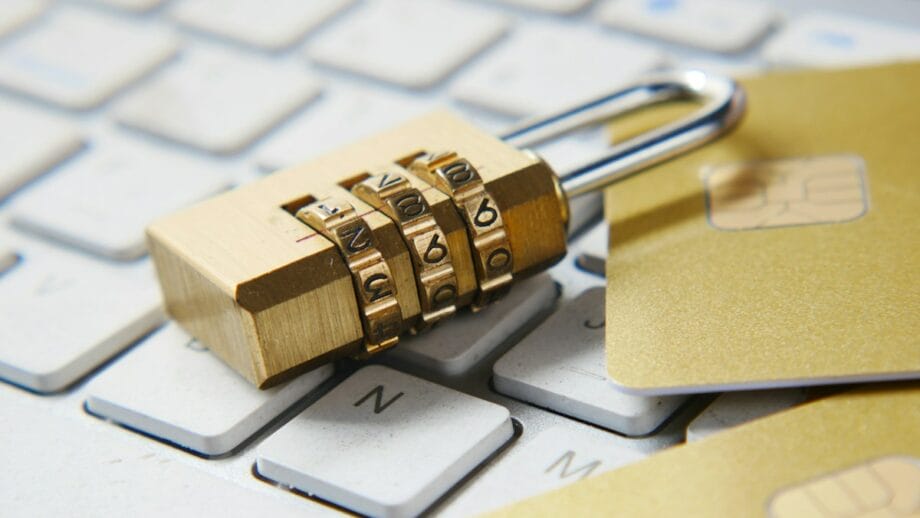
[395,193,426,219]
[487,248,511,272]
[363,273,392,302]
[432,284,457,307]
[443,161,474,186]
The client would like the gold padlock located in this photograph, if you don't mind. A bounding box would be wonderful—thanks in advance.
[146,71,745,388]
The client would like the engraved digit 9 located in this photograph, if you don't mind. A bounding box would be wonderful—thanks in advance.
[363,273,392,302]
[474,197,499,227]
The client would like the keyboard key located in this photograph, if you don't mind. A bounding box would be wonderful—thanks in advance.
[10,138,231,260]
[0,233,163,392]
[573,220,607,276]
[489,0,591,14]
[85,324,334,456]
[0,388,332,516]
[306,0,508,88]
[493,287,686,435]
[443,425,646,516]
[171,0,352,51]
[0,7,178,109]
[0,98,82,200]
[115,48,320,154]
[0,246,16,274]
[256,85,428,171]
[0,0,46,38]
[257,365,513,518]
[596,0,777,53]
[451,24,663,116]
[384,274,557,378]
[686,388,806,442]
[762,13,920,68]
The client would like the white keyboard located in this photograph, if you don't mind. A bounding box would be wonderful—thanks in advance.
[1,1,918,515]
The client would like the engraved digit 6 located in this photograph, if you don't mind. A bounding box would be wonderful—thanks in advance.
[474,197,498,227]
[395,193,426,219]
[363,273,392,302]
[423,233,448,264]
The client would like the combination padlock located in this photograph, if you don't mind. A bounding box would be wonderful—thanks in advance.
[147,70,745,388]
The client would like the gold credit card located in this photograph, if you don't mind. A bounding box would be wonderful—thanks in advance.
[489,383,920,518]
[603,62,920,395]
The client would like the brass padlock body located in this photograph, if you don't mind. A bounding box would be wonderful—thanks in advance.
[147,111,567,388]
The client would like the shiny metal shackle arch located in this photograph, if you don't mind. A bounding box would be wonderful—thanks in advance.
[499,70,747,198]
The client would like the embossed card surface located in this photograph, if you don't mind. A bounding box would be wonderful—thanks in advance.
[603,63,920,394]
[491,384,920,518]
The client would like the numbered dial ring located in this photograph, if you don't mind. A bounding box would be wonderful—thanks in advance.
[409,151,512,310]
[352,168,459,328]
[296,198,402,355]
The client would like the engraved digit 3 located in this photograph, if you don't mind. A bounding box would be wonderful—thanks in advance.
[474,197,498,227]
[422,233,448,264]
[395,193,426,219]
[363,273,393,302]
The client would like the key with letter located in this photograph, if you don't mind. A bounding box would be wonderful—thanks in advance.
[256,365,514,517]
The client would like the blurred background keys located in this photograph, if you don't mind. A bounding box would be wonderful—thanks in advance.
[169,0,353,51]
[114,48,321,154]
[10,137,231,260]
[0,7,177,109]
[306,0,509,88]
[0,98,82,200]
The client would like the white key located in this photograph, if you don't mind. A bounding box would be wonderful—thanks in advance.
[573,220,607,276]
[10,138,231,260]
[762,13,920,68]
[256,86,428,171]
[451,24,664,117]
[0,233,164,392]
[115,48,320,154]
[86,324,334,456]
[686,388,806,442]
[493,287,686,435]
[489,0,591,14]
[171,0,352,51]
[0,389,332,517]
[0,8,178,109]
[384,274,557,377]
[0,0,46,38]
[257,365,513,518]
[89,0,163,12]
[0,98,82,199]
[306,0,508,88]
[0,246,16,274]
[443,425,646,516]
[596,0,777,54]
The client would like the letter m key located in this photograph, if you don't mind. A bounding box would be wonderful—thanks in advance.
[545,451,602,481]
[354,385,405,414]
